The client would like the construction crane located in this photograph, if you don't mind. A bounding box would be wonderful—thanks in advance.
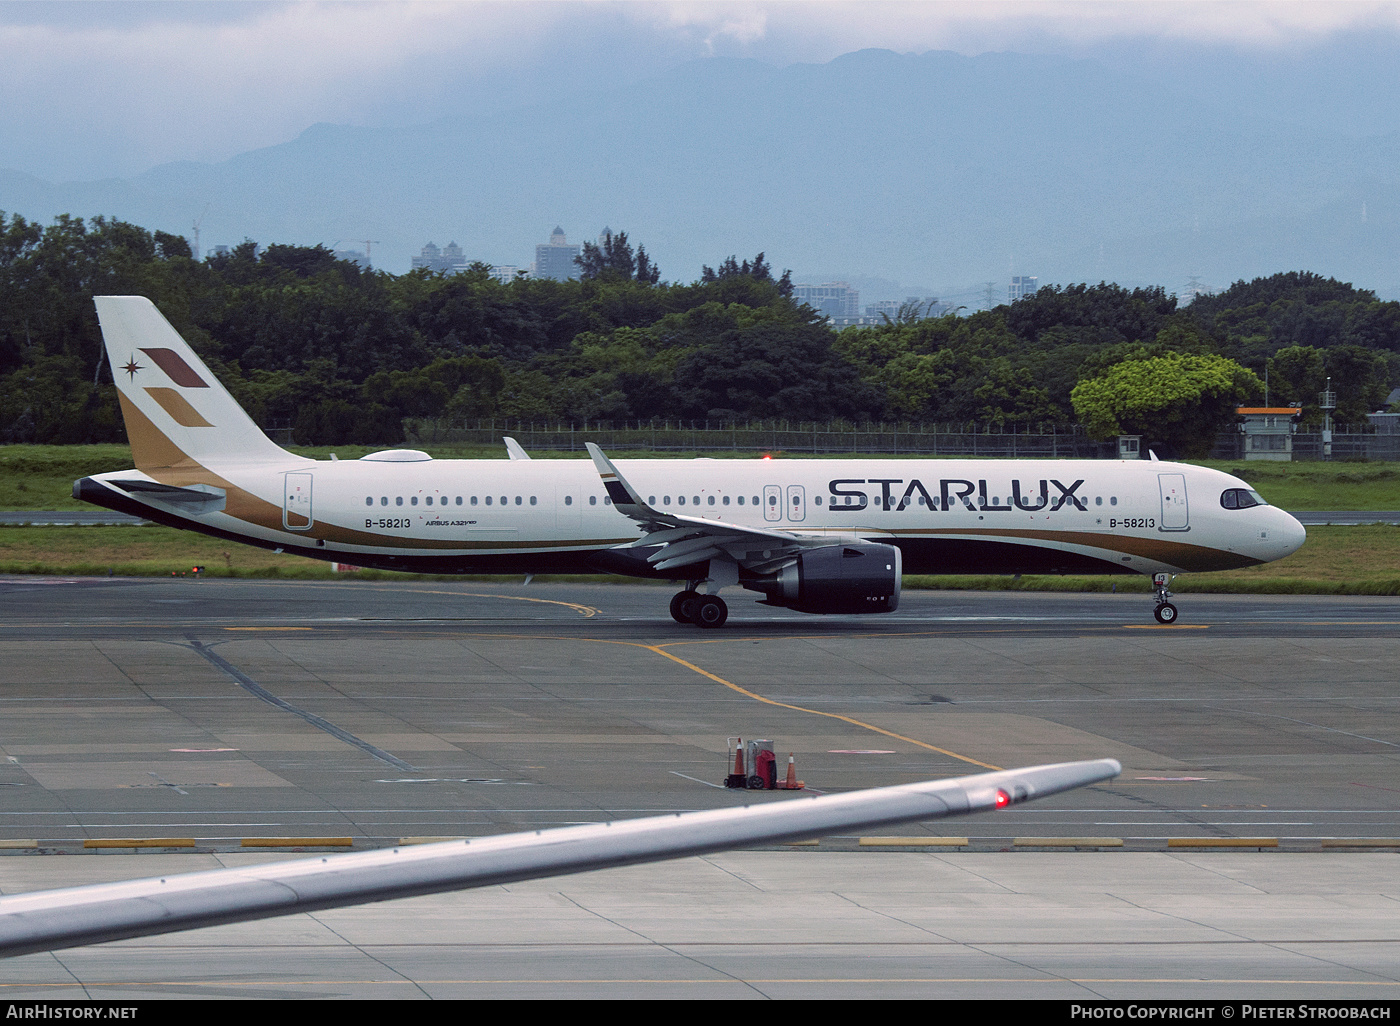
[190,204,210,261]
[356,240,381,270]
[330,239,380,270]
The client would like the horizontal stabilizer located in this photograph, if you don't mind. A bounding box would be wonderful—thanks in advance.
[107,479,226,512]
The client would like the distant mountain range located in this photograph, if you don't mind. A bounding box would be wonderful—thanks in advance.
[4,48,1398,300]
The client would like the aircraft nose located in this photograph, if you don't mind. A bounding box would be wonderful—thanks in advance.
[1268,507,1307,560]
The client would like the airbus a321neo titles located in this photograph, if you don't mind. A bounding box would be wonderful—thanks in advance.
[77,297,1307,626]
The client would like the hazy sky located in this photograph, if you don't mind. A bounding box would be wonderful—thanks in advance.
[5,1,1400,180]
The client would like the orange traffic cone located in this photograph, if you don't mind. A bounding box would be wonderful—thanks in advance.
[725,738,746,788]
[777,752,804,790]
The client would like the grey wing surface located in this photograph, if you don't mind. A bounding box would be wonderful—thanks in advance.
[0,759,1120,958]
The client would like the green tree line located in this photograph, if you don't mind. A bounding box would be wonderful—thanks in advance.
[2,213,1397,456]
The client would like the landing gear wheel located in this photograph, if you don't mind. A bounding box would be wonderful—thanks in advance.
[694,595,728,629]
[1154,602,1179,624]
[670,590,699,624]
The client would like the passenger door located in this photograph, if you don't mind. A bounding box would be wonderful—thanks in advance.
[1158,474,1189,531]
[283,473,313,531]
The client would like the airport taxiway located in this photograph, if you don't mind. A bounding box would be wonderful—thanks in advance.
[2,576,1399,997]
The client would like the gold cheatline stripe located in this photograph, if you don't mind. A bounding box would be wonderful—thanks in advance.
[642,643,1001,771]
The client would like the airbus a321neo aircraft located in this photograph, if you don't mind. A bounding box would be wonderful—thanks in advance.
[78,297,1306,627]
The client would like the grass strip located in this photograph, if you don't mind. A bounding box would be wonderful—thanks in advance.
[2,523,1396,595]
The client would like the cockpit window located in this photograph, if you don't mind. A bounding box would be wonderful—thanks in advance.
[1220,488,1268,510]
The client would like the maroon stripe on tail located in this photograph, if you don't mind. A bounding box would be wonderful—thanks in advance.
[140,348,208,388]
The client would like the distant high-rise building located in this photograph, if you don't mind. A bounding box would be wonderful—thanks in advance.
[334,249,368,268]
[489,265,523,285]
[864,296,949,321]
[533,226,580,281]
[1009,276,1039,302]
[412,241,469,274]
[793,282,859,320]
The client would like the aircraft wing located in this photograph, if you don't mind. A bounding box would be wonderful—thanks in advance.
[0,758,1119,958]
[586,442,850,572]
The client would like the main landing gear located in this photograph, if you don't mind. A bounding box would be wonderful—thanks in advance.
[669,588,729,629]
[1152,572,1179,624]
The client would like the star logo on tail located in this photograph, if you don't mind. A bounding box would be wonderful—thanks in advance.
[122,355,142,380]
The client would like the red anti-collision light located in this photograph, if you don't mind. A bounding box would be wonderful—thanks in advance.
[994,789,1011,808]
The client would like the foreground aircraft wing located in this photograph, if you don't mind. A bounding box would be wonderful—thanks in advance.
[586,442,847,572]
[0,758,1119,958]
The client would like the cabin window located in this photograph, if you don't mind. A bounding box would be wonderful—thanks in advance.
[815,495,823,505]
[500,496,507,506]
[381,497,388,506]
[708,495,715,506]
[529,496,537,506]
[753,496,760,505]
[737,496,744,505]
[768,495,777,506]
[1095,496,1102,506]
[589,495,597,505]
[564,495,572,506]
[471,496,477,505]
[485,496,492,506]
[1110,497,1118,506]
[396,496,403,506]
[604,497,612,505]
[411,496,418,506]
[425,496,433,506]
[515,496,522,505]
[456,496,462,505]
[365,497,372,506]
[678,496,685,505]
[663,496,671,505]
[723,495,730,505]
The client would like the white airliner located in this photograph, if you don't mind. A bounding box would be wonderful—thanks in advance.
[0,757,1121,957]
[78,297,1306,626]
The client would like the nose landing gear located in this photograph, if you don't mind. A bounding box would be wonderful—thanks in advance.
[1152,572,1179,624]
[669,587,729,629]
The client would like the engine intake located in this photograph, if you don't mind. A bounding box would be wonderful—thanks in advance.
[751,542,902,614]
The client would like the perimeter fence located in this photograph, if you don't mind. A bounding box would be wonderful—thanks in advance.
[393,419,1400,460]
[404,419,1116,458]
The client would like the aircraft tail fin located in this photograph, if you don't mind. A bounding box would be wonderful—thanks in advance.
[94,296,294,472]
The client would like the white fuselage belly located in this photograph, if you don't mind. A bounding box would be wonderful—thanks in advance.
[92,457,1305,577]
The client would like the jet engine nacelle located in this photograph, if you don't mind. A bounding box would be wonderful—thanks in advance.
[760,542,902,614]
